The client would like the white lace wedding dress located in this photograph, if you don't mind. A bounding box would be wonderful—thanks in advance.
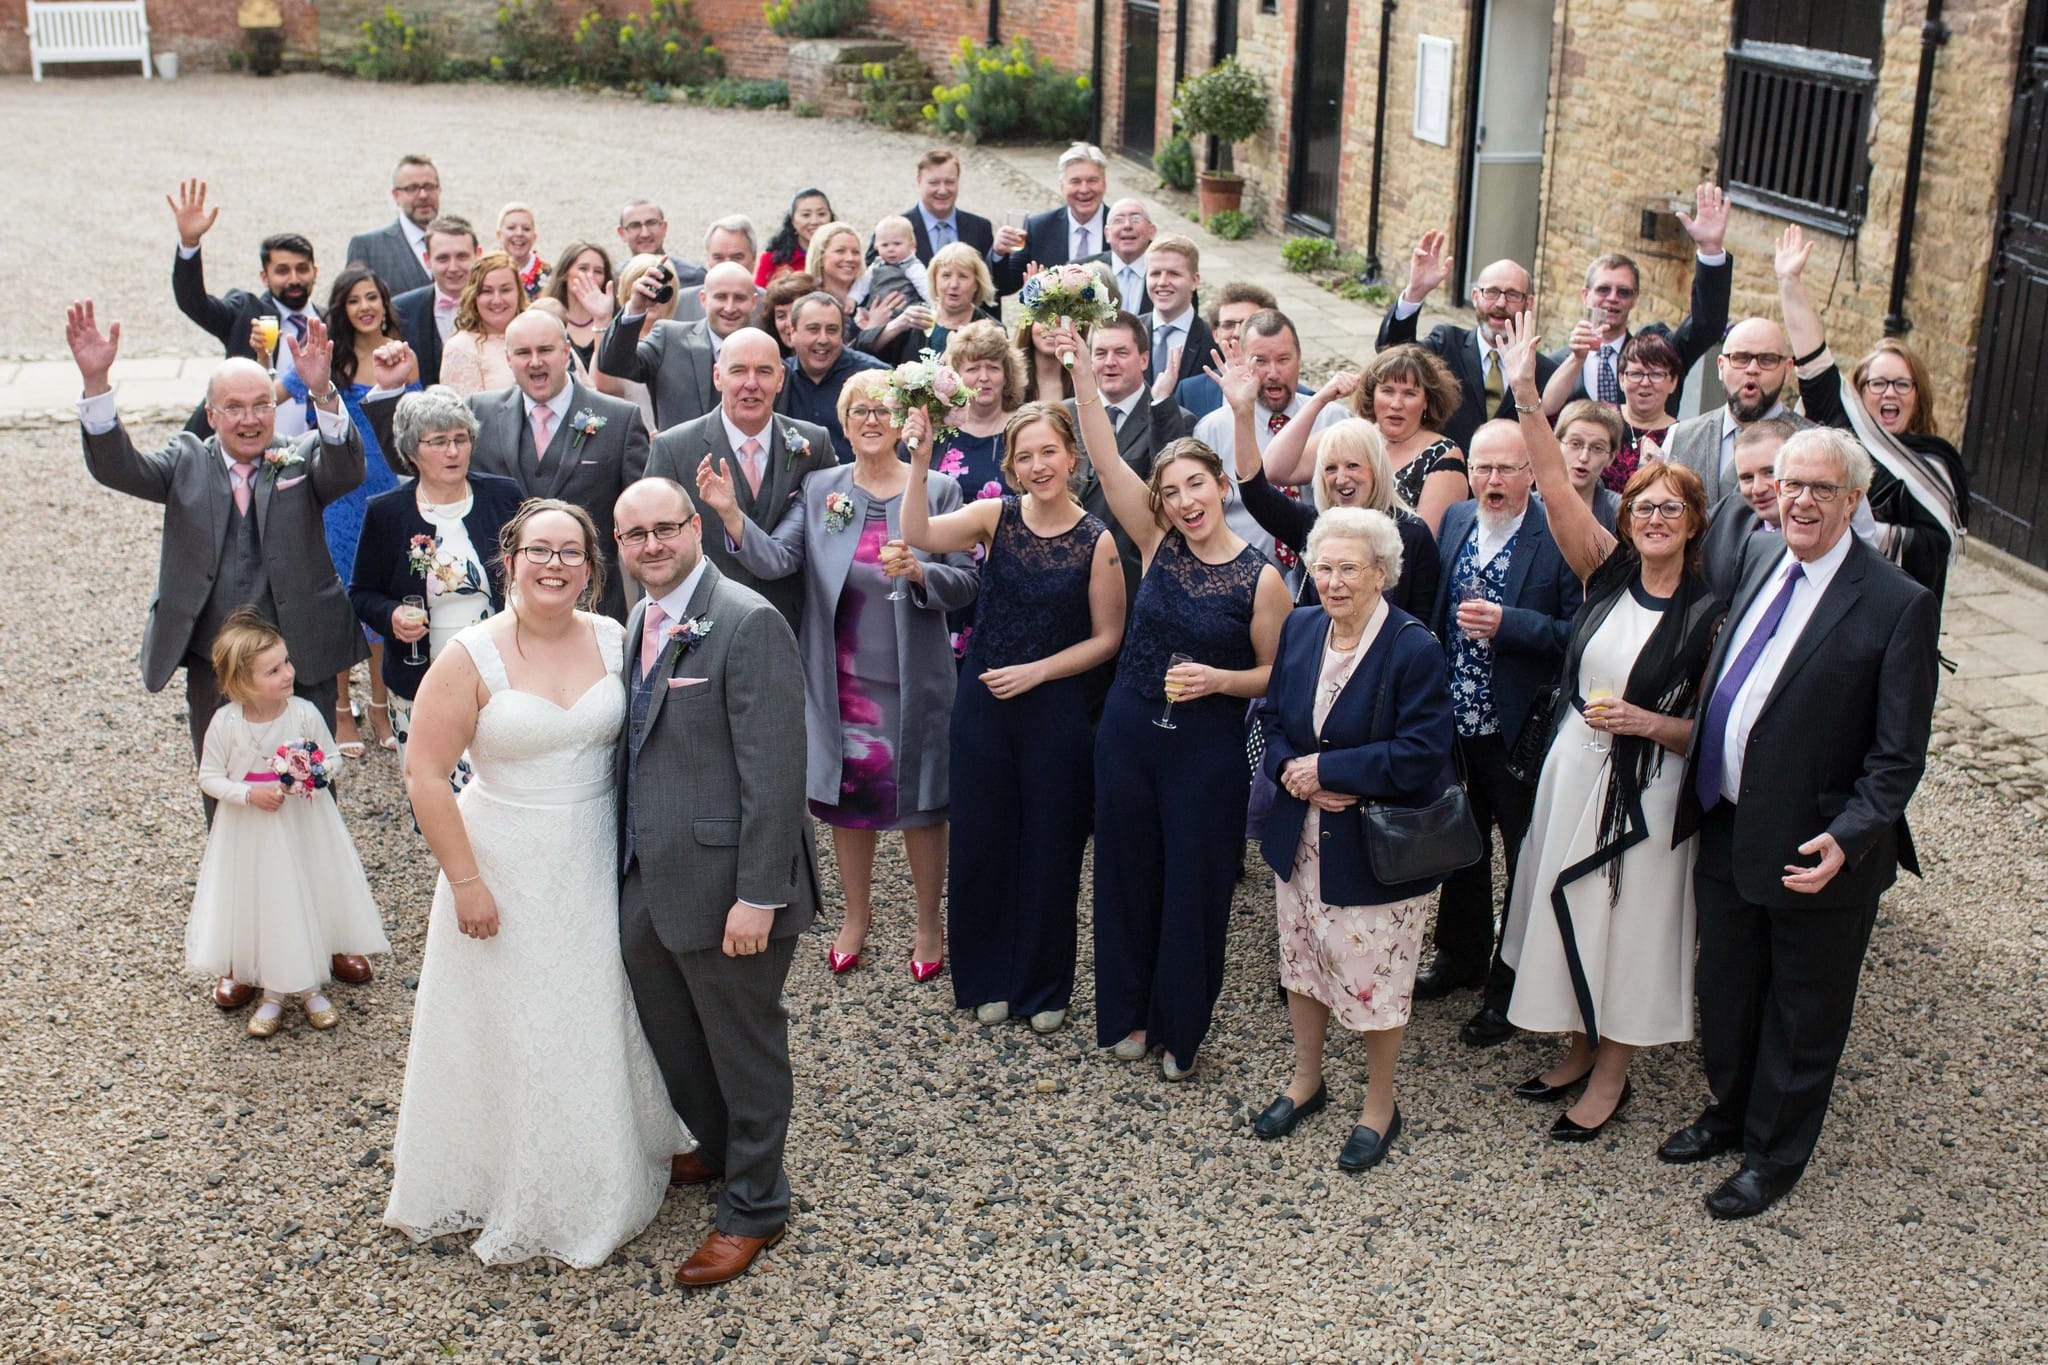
[384,615,683,1268]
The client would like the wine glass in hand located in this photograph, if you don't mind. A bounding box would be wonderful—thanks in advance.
[401,596,429,664]
[1154,652,1195,730]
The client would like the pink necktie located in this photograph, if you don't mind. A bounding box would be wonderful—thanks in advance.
[739,436,764,497]
[640,601,667,679]
[231,462,255,514]
[531,404,555,464]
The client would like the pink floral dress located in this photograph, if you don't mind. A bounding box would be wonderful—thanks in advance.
[1273,623,1433,1033]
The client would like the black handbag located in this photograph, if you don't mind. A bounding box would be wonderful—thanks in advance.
[1360,622,1484,885]
[1504,682,1566,787]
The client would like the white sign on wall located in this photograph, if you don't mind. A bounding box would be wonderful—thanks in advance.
[1415,36,1454,146]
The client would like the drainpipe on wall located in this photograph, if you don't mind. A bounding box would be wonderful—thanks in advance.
[1090,0,1107,144]
[1361,0,1398,282]
[987,0,1001,47]
[1885,0,1949,337]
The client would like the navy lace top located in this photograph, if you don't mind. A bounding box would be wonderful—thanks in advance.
[964,498,1108,672]
[1115,531,1266,714]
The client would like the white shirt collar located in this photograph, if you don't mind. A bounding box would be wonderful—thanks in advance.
[1151,305,1193,332]
[1778,523,1854,594]
[399,216,427,253]
[721,409,772,454]
[522,383,571,423]
[1722,400,1789,439]
[652,555,711,624]
[1102,388,1142,424]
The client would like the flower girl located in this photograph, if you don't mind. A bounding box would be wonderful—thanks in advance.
[187,610,388,1037]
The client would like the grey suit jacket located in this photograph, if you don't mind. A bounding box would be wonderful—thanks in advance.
[344,220,430,296]
[729,464,980,816]
[618,562,819,954]
[644,411,834,628]
[83,420,368,691]
[467,382,650,619]
[595,316,717,431]
[1664,406,1814,505]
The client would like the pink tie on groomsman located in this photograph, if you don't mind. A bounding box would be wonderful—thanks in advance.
[230,461,256,515]
[739,436,764,497]
[530,402,556,465]
[640,600,668,679]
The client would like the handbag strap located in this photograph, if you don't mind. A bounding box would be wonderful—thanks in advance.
[1369,618,1466,787]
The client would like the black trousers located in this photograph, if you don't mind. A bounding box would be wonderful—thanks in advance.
[1431,731,1533,1010]
[1695,804,1879,1180]
[186,656,338,822]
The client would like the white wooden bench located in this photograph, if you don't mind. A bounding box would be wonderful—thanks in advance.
[26,1,153,80]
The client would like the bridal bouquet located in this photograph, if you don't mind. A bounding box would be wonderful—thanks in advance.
[1017,264,1119,367]
[886,350,975,451]
[272,739,332,798]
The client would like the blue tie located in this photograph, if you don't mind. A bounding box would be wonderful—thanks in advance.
[1693,562,1805,810]
[1153,322,1178,373]
[931,218,952,250]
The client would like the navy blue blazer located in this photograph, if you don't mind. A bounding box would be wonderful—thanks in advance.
[392,285,446,388]
[348,473,524,698]
[1428,498,1584,747]
[989,205,1110,295]
[1260,606,1459,905]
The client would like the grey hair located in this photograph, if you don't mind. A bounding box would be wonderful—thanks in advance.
[391,385,479,475]
[1312,418,1396,514]
[1305,506,1404,591]
[1775,426,1873,493]
[1057,142,1109,174]
[705,213,758,254]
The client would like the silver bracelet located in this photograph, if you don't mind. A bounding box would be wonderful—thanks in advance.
[449,872,482,887]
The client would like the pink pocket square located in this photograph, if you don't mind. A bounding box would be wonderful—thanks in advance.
[666,676,708,690]
[275,474,307,490]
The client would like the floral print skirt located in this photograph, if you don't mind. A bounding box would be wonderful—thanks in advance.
[1275,811,1432,1033]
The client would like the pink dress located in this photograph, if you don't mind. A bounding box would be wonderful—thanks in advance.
[1273,613,1433,1033]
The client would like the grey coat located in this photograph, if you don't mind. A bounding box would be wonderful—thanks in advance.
[343,220,431,296]
[83,419,368,692]
[645,411,835,629]
[729,464,980,817]
[595,316,718,432]
[1664,406,1813,505]
[617,561,819,954]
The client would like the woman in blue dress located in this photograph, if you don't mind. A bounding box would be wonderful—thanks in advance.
[283,265,415,755]
[900,400,1125,1034]
[1059,321,1293,1081]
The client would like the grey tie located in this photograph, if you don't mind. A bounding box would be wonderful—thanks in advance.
[1075,225,1091,258]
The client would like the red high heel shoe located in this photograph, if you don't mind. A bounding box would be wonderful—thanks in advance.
[828,947,862,975]
[909,956,944,984]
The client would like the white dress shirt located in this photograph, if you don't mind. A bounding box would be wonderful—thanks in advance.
[1713,529,1853,801]
[1148,305,1195,367]
[399,214,428,265]
[1066,209,1106,260]
[1472,505,1528,564]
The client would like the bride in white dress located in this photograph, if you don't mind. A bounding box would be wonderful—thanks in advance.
[384,500,682,1268]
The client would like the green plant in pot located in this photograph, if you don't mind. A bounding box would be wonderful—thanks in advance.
[1172,57,1268,220]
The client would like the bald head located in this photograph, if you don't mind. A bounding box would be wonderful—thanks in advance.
[700,261,760,338]
[505,309,571,403]
[207,357,273,407]
[1470,259,1533,340]
[714,327,786,432]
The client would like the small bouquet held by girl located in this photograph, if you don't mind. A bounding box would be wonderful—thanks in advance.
[272,739,332,797]
[1016,264,1119,368]
[886,349,976,451]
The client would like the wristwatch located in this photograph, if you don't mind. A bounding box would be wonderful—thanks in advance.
[310,383,339,403]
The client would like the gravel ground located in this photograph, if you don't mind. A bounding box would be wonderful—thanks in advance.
[6,75,2048,1362]
[5,419,2048,1362]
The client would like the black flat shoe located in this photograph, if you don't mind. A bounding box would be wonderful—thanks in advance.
[1411,965,1481,1001]
[1514,1067,1593,1102]
[1657,1122,1736,1166]
[1548,1081,1632,1143]
[1252,1083,1328,1141]
[1459,1006,1515,1047]
[1336,1108,1403,1172]
[1705,1164,1800,1220]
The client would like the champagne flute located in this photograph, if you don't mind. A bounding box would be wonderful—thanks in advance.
[1154,652,1194,730]
[401,595,429,665]
[254,316,282,375]
[883,539,911,602]
[1583,674,1616,755]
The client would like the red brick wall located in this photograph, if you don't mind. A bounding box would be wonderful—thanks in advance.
[4,0,321,75]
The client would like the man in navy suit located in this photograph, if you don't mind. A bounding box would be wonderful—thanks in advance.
[1542,183,1732,418]
[1377,230,1558,452]
[1416,421,1583,1043]
[166,180,321,436]
[989,142,1110,296]
[873,148,997,265]
[390,216,476,389]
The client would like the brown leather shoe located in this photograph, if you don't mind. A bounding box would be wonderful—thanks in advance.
[669,1150,722,1186]
[329,954,374,985]
[213,977,258,1010]
[675,1226,784,1287]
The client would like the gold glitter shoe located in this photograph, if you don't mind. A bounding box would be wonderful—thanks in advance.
[301,991,339,1030]
[247,996,286,1038]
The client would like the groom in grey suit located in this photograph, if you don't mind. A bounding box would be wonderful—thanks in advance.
[612,476,818,1288]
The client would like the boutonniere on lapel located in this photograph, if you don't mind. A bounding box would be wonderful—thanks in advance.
[822,491,856,534]
[406,533,439,575]
[261,444,306,478]
[780,424,809,472]
[568,409,607,450]
[663,614,714,667]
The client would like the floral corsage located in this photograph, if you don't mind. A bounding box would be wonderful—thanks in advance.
[407,533,438,575]
[781,425,810,471]
[570,409,607,447]
[262,444,306,476]
[664,614,714,667]
[272,740,331,797]
[822,491,856,533]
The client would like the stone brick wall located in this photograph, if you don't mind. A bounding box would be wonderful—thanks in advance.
[1326,0,1470,265]
[5,0,322,74]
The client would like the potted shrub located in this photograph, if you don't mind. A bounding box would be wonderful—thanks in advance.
[1173,57,1268,219]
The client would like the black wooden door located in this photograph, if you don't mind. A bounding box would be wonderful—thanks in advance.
[1287,0,1348,233]
[1964,0,2048,567]
[1122,1,1161,159]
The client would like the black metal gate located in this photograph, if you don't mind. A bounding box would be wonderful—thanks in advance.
[1286,0,1348,234]
[1121,1,1160,159]
[1963,0,2048,567]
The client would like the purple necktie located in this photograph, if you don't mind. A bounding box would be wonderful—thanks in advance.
[1693,562,1805,810]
